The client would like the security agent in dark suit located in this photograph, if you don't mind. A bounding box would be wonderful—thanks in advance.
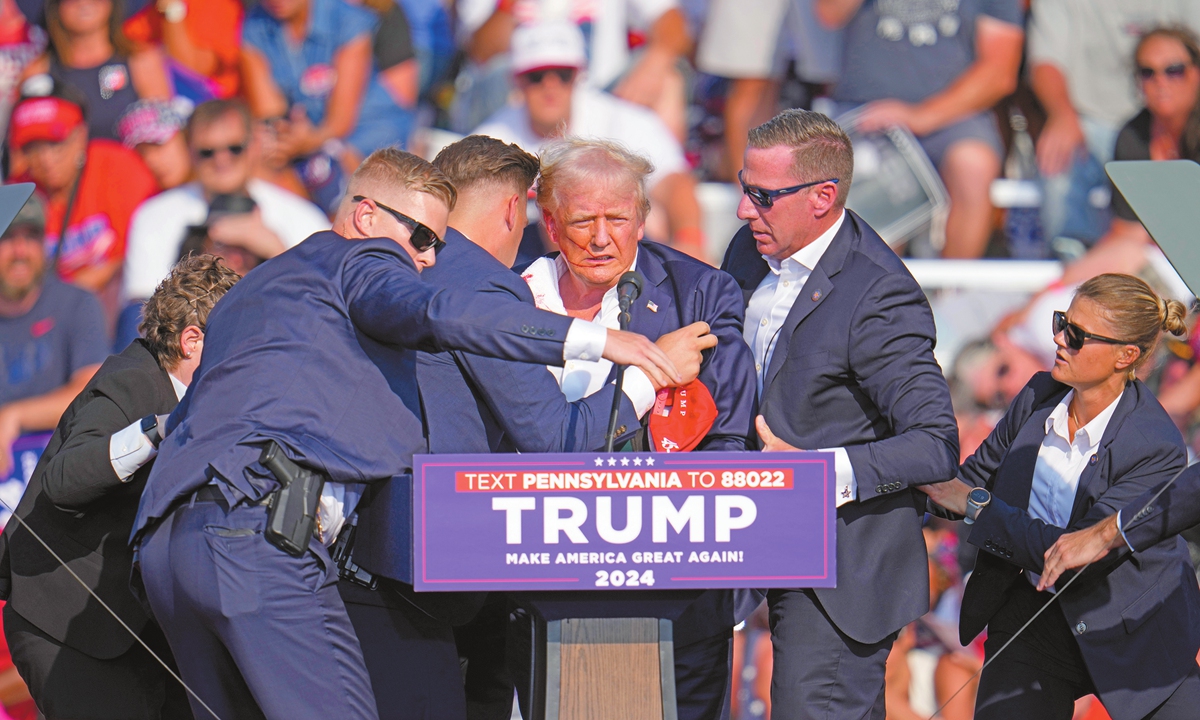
[924,275,1200,720]
[0,255,239,719]
[720,110,959,719]
[406,136,730,720]
[131,149,684,720]
[504,138,760,720]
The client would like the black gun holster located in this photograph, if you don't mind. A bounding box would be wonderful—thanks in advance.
[259,440,326,557]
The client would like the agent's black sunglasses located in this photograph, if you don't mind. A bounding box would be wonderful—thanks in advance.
[1053,310,1133,351]
[353,195,445,254]
[738,170,838,208]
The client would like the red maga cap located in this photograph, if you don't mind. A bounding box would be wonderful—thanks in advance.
[9,96,84,149]
[648,379,718,453]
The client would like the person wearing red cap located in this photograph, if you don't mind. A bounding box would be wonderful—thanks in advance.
[8,91,159,322]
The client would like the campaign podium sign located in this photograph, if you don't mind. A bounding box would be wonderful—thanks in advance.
[410,451,835,720]
[412,451,836,592]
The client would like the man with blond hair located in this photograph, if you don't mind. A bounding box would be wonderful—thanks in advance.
[132,147,683,719]
[518,137,759,720]
[722,109,958,719]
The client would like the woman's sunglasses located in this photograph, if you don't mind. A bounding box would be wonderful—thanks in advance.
[1137,62,1191,81]
[353,195,445,254]
[1053,310,1133,351]
[738,170,838,208]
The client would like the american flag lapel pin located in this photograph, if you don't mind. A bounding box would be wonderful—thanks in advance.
[647,301,658,312]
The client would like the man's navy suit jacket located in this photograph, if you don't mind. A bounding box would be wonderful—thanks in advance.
[416,229,639,454]
[134,231,574,540]
[960,373,1200,720]
[721,210,959,644]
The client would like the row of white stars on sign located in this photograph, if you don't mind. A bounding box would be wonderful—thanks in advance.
[594,456,655,467]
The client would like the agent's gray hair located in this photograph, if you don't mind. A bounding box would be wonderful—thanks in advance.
[536,138,654,222]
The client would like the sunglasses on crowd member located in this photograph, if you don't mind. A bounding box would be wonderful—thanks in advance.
[1137,62,1191,81]
[196,144,246,160]
[738,170,838,209]
[1053,310,1134,351]
[352,195,446,254]
[521,68,577,85]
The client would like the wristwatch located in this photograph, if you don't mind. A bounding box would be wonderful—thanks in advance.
[141,414,163,449]
[964,488,991,525]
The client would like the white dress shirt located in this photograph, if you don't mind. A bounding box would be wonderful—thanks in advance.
[108,374,188,481]
[1028,389,1122,589]
[742,212,856,507]
[521,254,657,415]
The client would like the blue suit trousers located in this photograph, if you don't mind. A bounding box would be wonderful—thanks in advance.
[139,497,379,720]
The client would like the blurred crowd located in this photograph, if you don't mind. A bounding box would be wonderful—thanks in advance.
[2,0,1200,718]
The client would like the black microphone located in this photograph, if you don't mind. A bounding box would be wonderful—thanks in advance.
[617,271,643,314]
[606,271,644,452]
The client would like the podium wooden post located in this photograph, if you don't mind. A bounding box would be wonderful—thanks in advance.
[543,617,674,720]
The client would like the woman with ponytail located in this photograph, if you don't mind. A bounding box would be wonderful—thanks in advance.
[923,273,1200,720]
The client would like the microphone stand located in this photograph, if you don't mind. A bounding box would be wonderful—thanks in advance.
[604,303,632,452]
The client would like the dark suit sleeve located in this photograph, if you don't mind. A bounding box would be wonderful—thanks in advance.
[40,368,161,511]
[695,271,757,452]
[1120,465,1200,552]
[970,430,1186,573]
[457,351,639,452]
[344,250,574,365]
[845,272,959,500]
[450,278,640,453]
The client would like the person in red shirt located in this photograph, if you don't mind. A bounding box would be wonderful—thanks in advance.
[8,89,159,321]
[123,0,243,99]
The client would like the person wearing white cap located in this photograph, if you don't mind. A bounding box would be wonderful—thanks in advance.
[474,21,707,260]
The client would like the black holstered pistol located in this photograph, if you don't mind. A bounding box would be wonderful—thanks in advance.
[259,440,326,557]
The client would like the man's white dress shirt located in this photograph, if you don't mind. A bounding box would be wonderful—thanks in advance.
[742,211,856,507]
[522,254,657,415]
[1027,389,1122,589]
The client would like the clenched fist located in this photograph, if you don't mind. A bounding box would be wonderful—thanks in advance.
[652,322,718,389]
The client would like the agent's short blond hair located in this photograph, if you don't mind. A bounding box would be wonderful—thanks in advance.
[433,135,540,197]
[536,138,653,222]
[748,109,854,208]
[350,147,457,211]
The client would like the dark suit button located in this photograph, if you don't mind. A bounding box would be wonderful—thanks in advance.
[522,325,530,333]
[876,485,883,493]
[1005,550,1013,558]
[1075,621,1087,634]
[550,330,556,337]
